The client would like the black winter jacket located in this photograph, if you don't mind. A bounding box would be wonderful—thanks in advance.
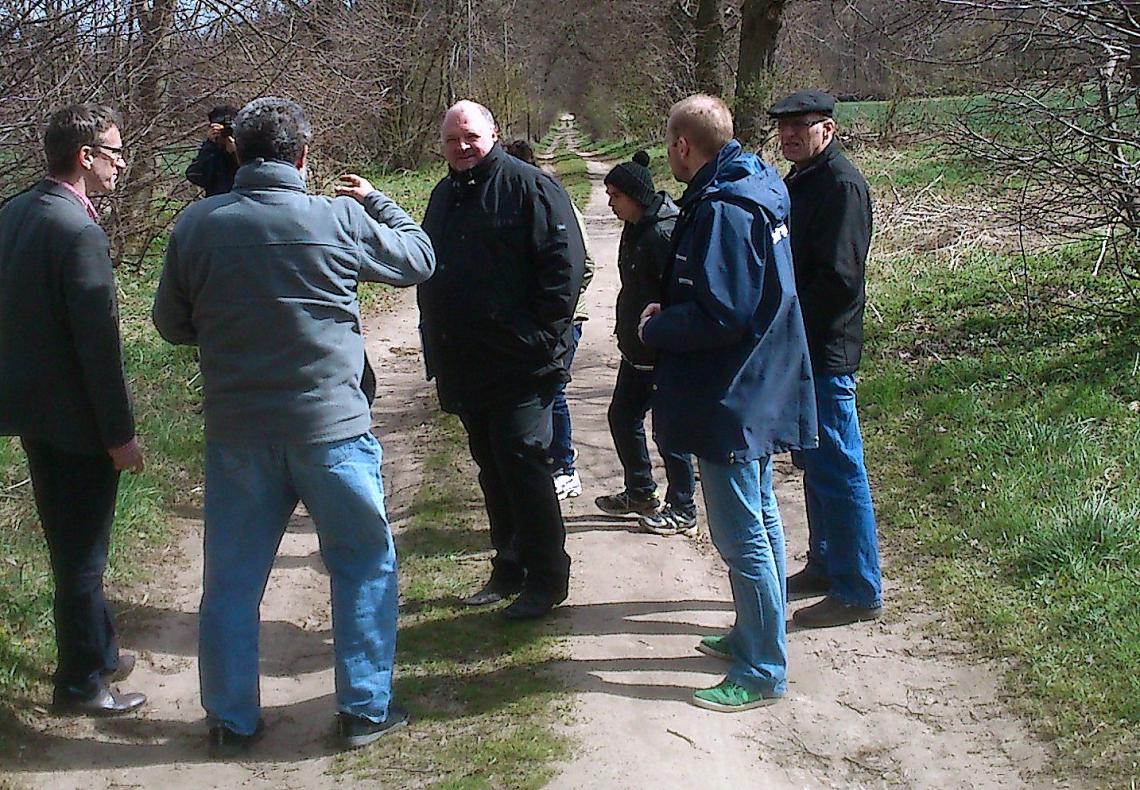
[615,192,678,368]
[785,139,872,375]
[418,144,586,413]
[185,139,239,197]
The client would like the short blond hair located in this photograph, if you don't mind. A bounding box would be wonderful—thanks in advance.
[667,94,733,157]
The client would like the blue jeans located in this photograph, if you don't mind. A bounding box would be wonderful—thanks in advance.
[551,322,583,473]
[699,456,786,697]
[795,373,882,608]
[200,433,398,735]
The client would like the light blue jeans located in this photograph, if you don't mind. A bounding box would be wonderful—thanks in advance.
[699,456,786,697]
[795,373,882,609]
[200,433,398,735]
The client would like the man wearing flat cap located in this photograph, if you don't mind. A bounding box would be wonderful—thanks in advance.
[768,89,883,628]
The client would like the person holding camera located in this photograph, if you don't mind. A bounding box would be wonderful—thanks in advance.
[185,104,240,196]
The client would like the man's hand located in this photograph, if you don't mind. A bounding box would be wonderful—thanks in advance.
[108,437,145,473]
[638,302,662,341]
[334,174,376,204]
[222,135,237,156]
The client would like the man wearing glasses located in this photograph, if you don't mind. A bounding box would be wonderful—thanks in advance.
[768,90,884,628]
[0,104,146,715]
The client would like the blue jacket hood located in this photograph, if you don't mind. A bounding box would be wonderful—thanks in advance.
[685,140,789,225]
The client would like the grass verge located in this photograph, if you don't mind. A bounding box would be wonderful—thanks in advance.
[333,410,568,789]
[857,151,1140,782]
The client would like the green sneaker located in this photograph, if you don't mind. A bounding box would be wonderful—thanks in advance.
[691,680,781,712]
[695,635,731,661]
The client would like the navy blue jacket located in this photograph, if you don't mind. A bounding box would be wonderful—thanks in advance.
[641,141,817,463]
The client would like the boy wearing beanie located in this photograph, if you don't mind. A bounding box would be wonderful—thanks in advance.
[595,151,698,536]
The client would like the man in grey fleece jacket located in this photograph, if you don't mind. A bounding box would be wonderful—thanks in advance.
[152,97,434,755]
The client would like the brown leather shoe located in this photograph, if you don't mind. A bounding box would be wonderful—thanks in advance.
[103,652,136,684]
[52,686,146,717]
[786,568,830,598]
[793,596,882,629]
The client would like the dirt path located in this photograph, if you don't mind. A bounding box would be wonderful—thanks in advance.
[544,144,1075,789]
[2,140,1078,789]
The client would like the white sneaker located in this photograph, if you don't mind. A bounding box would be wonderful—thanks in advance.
[554,470,582,500]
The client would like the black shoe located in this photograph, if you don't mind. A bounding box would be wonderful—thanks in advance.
[503,590,565,620]
[51,686,146,717]
[787,568,830,598]
[208,719,267,759]
[103,652,136,684]
[595,490,661,517]
[462,579,522,607]
[337,705,410,749]
[793,596,883,628]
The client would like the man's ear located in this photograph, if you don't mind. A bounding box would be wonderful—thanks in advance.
[295,144,309,171]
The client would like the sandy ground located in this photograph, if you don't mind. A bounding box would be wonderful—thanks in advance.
[0,139,1082,789]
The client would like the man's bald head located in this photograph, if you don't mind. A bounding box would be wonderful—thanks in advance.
[442,100,499,171]
[664,94,734,183]
[667,94,733,158]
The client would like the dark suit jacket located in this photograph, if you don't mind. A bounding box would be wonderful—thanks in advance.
[0,180,135,454]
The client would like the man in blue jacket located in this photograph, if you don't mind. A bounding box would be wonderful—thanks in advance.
[639,94,817,712]
[153,97,435,755]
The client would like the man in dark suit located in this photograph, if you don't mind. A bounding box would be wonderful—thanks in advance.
[0,103,146,715]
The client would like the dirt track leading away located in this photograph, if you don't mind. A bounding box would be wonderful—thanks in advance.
[0,138,1079,789]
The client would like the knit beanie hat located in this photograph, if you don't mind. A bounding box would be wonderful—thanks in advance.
[604,150,655,208]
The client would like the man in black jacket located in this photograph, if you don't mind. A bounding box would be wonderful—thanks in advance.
[0,103,146,715]
[594,151,697,537]
[185,104,240,197]
[769,90,883,628]
[418,100,586,620]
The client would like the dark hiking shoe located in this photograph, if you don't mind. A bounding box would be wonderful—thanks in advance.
[639,504,698,536]
[338,705,409,749]
[208,719,266,758]
[462,579,522,607]
[792,596,883,629]
[503,589,566,620]
[786,568,830,598]
[595,490,661,517]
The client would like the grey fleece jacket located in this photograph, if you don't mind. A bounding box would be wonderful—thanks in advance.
[153,159,435,445]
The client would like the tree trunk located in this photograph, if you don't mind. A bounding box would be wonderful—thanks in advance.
[735,0,789,145]
[694,0,724,96]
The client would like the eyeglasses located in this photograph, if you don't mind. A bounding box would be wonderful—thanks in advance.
[93,143,126,163]
[774,118,829,132]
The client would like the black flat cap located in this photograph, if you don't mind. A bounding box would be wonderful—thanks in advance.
[768,90,836,118]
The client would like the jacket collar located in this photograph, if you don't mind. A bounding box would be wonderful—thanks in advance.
[636,191,678,227]
[678,140,744,209]
[448,143,504,187]
[232,159,308,192]
[786,138,839,184]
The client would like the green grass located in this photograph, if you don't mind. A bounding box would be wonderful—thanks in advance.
[858,165,1140,782]
[333,411,567,788]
